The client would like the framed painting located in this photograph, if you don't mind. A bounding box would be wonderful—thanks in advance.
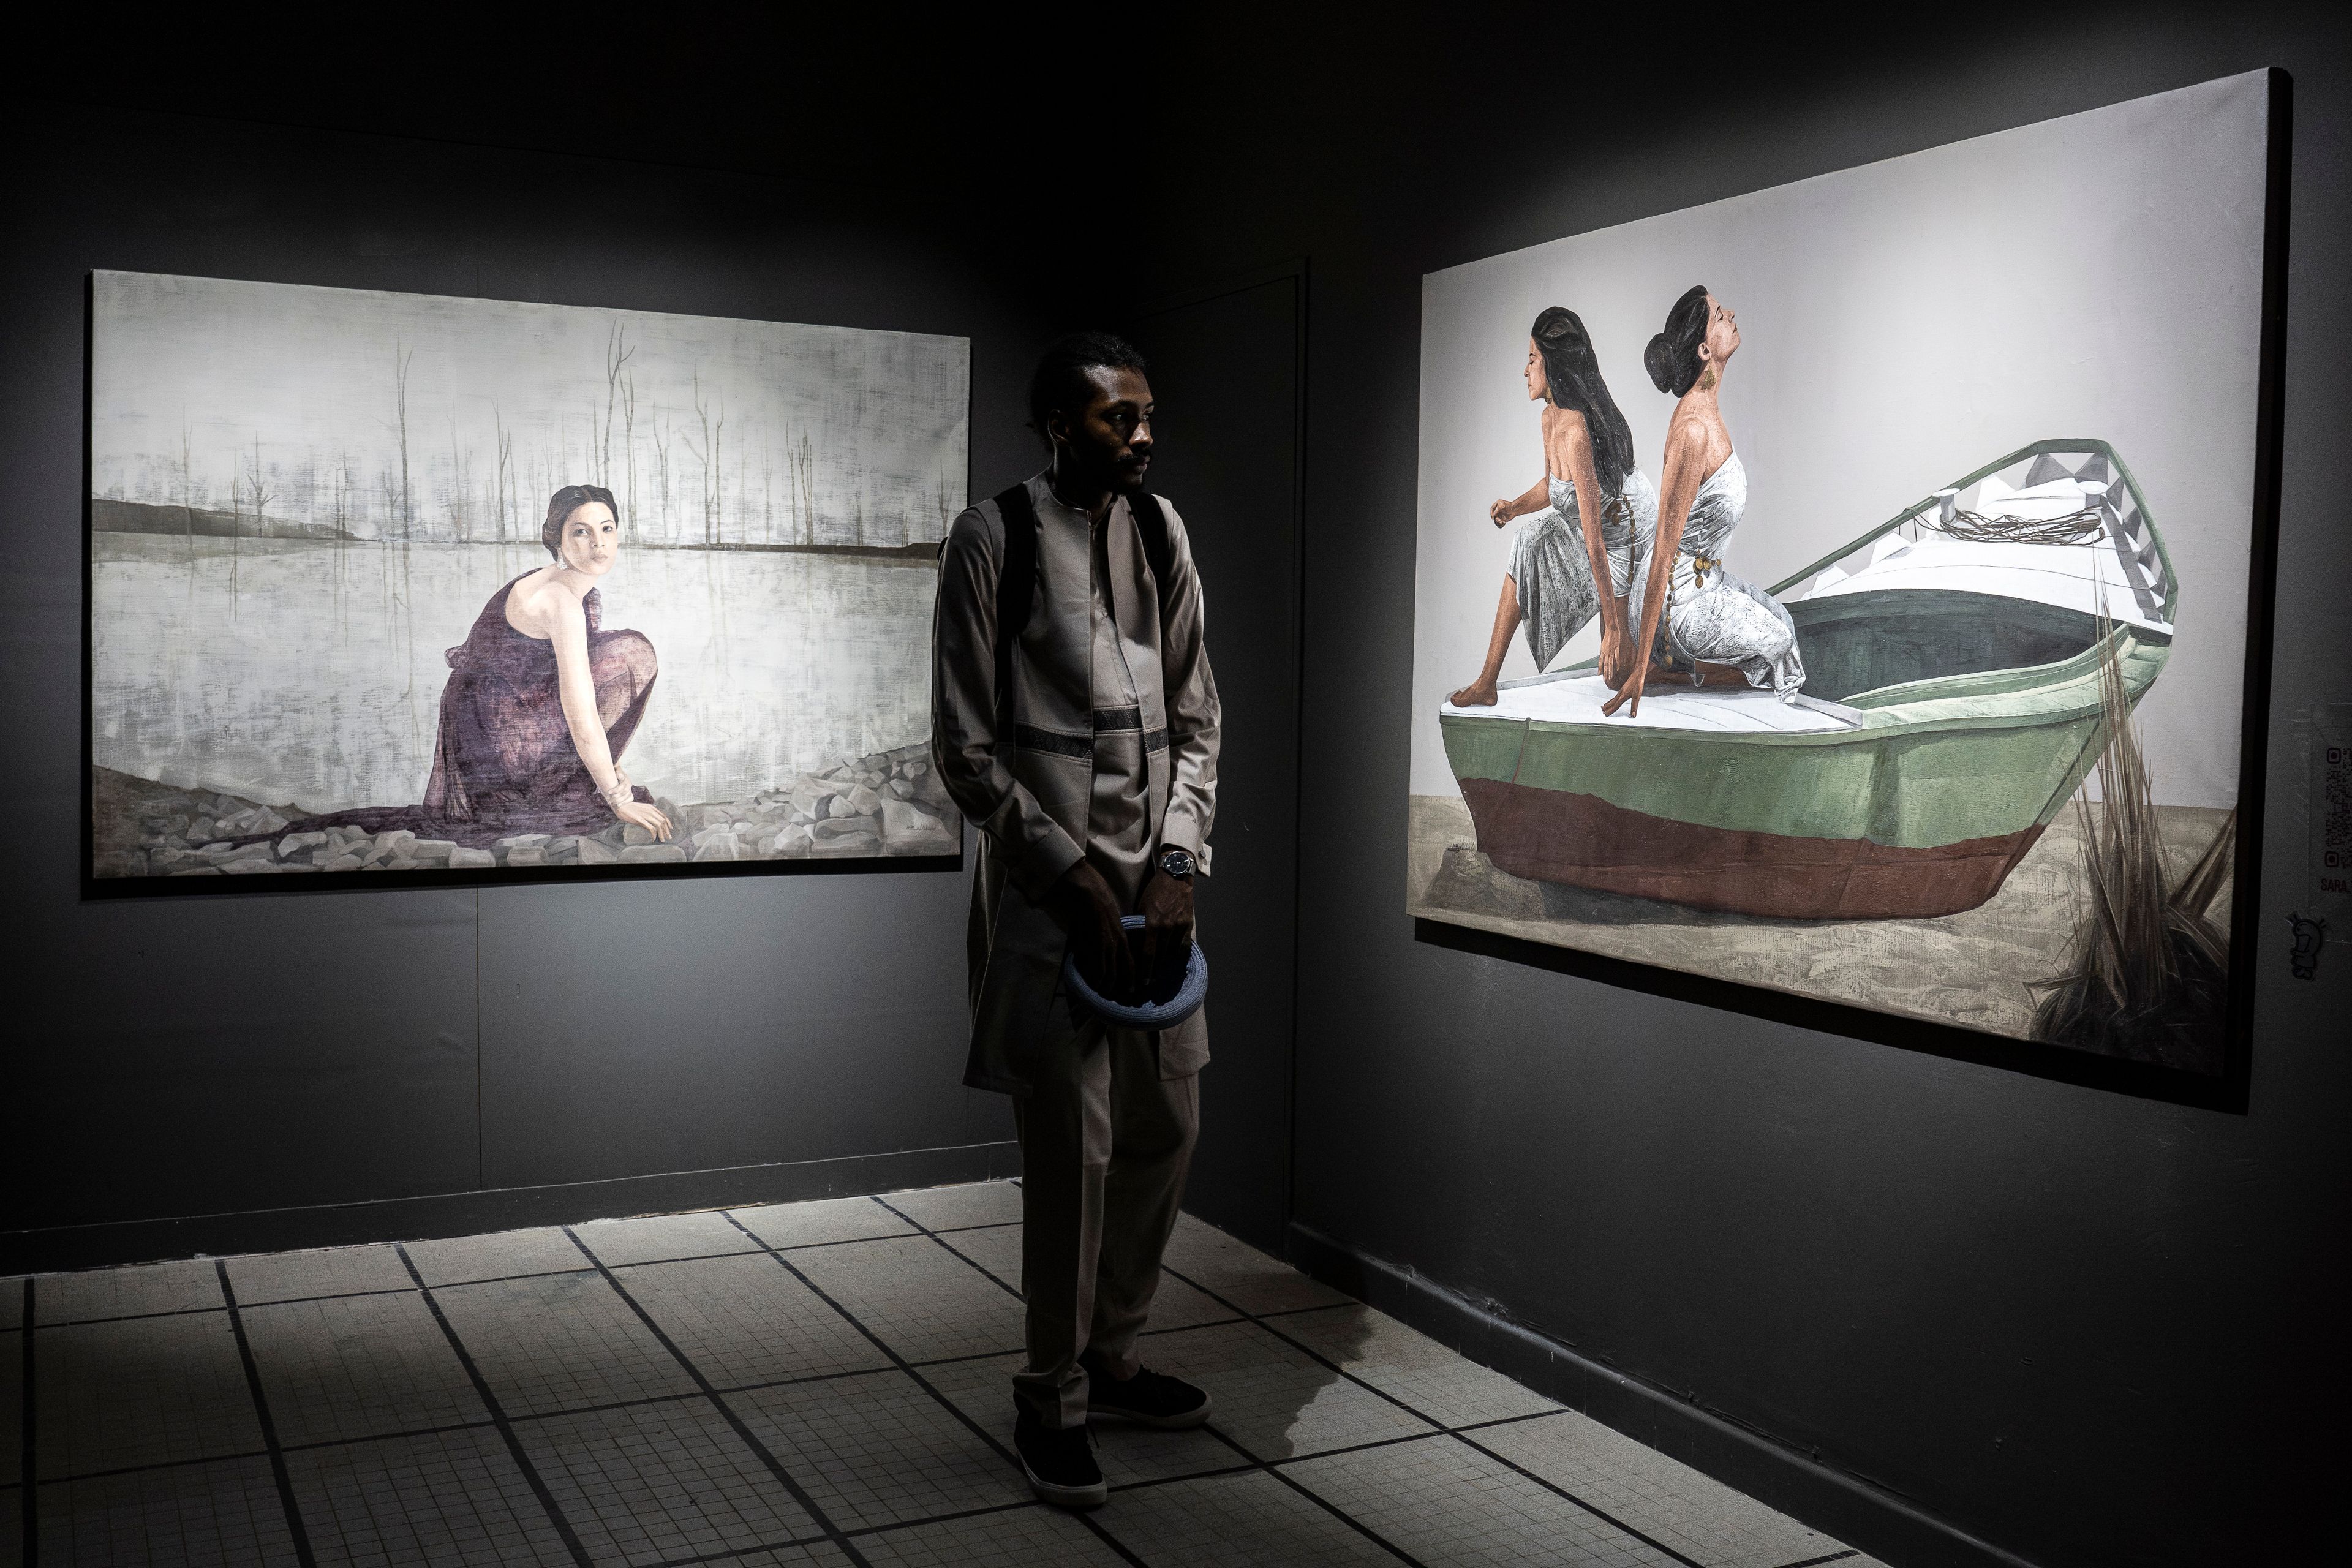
[1408,70,2287,1085]
[88,274,967,888]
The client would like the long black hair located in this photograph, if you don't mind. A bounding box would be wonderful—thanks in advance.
[1531,307,1635,497]
[541,483,620,559]
[1644,285,1711,398]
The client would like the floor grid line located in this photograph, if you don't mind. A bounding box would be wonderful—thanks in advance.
[16,1185,1868,1568]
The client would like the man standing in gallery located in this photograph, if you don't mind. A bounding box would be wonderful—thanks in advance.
[930,331,1221,1509]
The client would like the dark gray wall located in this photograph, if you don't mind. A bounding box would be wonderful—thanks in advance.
[0,108,1079,1255]
[1129,5,2347,1565]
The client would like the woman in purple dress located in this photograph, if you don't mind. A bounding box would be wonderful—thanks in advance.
[422,484,674,843]
[264,484,674,849]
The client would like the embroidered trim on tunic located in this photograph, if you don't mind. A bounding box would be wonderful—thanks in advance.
[1012,725,1093,758]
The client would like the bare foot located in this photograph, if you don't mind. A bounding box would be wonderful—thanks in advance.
[1449,677,1499,707]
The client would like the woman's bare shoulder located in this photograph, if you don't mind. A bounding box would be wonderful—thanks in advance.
[503,570,579,639]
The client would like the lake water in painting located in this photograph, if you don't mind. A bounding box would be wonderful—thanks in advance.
[94,535,938,813]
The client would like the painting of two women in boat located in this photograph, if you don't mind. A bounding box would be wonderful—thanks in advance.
[1449,285,1802,718]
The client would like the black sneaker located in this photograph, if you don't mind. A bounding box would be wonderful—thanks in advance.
[1013,1409,1106,1509]
[1082,1352,1213,1430]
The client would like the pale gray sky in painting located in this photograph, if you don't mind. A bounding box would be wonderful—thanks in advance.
[92,273,970,548]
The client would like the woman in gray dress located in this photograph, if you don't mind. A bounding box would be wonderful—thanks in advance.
[1450,307,1658,707]
[1605,287,1804,718]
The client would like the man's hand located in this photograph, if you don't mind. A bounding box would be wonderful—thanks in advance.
[1137,868,1194,986]
[1048,860,1133,998]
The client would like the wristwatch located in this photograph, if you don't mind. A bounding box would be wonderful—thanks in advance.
[1157,846,1196,881]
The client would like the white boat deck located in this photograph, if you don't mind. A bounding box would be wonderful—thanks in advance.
[1443,673,1857,733]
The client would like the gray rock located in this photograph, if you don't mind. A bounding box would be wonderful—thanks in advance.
[847,784,882,815]
[495,834,551,850]
[619,843,688,864]
[880,799,945,841]
[170,865,225,876]
[506,847,548,867]
[373,829,418,858]
[410,839,458,862]
[886,778,914,800]
[318,853,364,873]
[217,840,274,864]
[768,824,813,856]
[574,837,618,866]
[448,846,497,869]
[257,810,289,835]
[93,849,146,878]
[827,795,858,818]
[546,837,580,857]
[278,831,329,858]
[904,759,930,778]
[187,817,217,843]
[386,856,420,870]
[692,832,742,863]
[810,830,880,858]
[622,823,657,846]
[149,846,205,872]
[221,858,285,875]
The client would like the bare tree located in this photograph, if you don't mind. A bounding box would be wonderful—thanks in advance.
[761,434,774,545]
[391,341,415,538]
[446,413,470,543]
[619,369,638,533]
[791,429,816,545]
[493,407,513,543]
[650,404,672,544]
[602,323,634,492]
[245,434,276,535]
[685,375,723,546]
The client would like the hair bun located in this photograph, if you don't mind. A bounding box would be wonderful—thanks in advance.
[1643,334,1677,394]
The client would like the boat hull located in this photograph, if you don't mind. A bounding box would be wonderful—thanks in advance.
[1458,777,2046,919]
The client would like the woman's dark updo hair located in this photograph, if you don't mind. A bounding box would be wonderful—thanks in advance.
[1644,285,1712,397]
[1530,307,1637,498]
[541,483,620,560]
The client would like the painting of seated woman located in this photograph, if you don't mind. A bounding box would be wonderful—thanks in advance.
[88,273,968,880]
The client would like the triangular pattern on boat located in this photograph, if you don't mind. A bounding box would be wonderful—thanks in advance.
[2073,453,2112,484]
[2024,452,2073,487]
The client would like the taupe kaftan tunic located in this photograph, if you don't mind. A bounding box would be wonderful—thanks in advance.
[930,473,1221,1095]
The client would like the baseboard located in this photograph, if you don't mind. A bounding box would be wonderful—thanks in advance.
[1285,1220,2038,1568]
[2,1140,1021,1274]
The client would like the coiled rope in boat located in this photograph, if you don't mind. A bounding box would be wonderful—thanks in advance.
[1921,506,2106,546]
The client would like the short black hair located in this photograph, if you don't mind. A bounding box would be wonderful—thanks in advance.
[1028,331,1148,443]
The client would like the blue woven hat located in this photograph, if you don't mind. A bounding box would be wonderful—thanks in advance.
[1062,914,1209,1030]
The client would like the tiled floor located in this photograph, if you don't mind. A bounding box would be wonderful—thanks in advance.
[2,1183,1884,1567]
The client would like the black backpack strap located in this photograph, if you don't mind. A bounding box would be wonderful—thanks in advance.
[1128,490,1176,611]
[992,481,1039,733]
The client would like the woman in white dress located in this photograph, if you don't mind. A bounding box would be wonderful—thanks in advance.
[1605,287,1804,718]
[1450,307,1659,707]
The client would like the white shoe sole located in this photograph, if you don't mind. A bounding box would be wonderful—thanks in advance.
[1021,1456,1108,1509]
[1087,1393,1213,1431]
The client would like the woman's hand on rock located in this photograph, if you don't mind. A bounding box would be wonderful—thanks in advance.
[616,798,673,841]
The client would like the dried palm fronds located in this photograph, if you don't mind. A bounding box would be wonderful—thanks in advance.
[2029,610,2233,1071]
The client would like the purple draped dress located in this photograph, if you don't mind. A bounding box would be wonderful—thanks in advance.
[266,575,660,848]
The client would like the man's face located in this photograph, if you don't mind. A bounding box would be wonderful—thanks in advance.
[1051,366,1155,495]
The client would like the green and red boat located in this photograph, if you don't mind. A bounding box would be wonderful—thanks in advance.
[1438,439,2175,920]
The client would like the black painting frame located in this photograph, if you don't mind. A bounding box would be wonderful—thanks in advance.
[1412,69,2294,1110]
[80,271,970,901]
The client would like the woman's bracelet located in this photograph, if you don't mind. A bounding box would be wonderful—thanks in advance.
[601,771,634,812]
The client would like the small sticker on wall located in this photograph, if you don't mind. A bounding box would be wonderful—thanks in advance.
[2294,704,2352,979]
